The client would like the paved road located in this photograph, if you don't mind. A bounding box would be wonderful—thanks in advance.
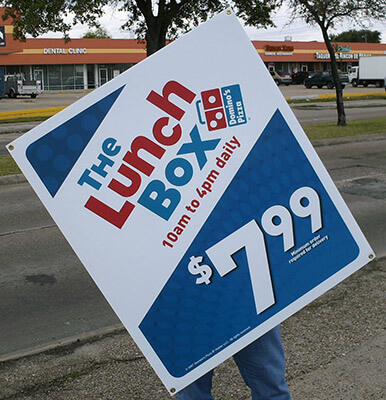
[315,134,386,256]
[0,91,88,113]
[0,133,385,361]
[0,187,120,357]
[291,100,386,125]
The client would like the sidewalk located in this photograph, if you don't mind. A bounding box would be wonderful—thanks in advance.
[0,256,384,399]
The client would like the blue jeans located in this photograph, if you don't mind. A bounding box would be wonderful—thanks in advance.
[177,326,290,400]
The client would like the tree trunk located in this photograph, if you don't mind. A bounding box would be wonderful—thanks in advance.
[320,25,347,126]
[145,21,168,56]
[136,0,168,57]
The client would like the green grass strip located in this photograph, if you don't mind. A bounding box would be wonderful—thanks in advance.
[0,116,50,124]
[0,155,21,176]
[304,116,386,140]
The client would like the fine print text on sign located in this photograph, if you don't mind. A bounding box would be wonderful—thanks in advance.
[8,10,374,394]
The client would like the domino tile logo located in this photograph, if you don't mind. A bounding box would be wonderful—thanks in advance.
[196,84,247,132]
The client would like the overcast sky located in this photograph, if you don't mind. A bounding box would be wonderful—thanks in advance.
[41,5,386,43]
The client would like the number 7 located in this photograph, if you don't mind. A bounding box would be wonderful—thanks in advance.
[205,220,275,315]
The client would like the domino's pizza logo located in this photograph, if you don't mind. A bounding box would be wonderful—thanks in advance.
[197,84,247,132]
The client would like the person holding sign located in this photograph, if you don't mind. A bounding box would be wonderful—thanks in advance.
[177,326,290,399]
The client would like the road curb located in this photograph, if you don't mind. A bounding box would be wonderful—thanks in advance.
[0,173,27,185]
[0,323,124,363]
[0,121,42,135]
[311,132,386,147]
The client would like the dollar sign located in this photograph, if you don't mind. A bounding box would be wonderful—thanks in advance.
[188,255,213,285]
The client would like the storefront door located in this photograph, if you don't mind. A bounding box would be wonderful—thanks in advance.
[99,67,108,86]
[34,69,44,89]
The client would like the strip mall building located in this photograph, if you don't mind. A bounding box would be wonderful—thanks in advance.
[1,8,385,91]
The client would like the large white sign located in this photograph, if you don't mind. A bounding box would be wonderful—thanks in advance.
[8,10,374,394]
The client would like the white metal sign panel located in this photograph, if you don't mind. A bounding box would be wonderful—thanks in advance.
[8,10,374,394]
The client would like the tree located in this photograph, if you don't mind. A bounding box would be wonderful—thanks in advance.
[120,0,280,55]
[82,25,111,39]
[232,0,283,31]
[0,0,107,42]
[117,0,223,55]
[287,0,386,126]
[330,29,381,43]
[0,1,280,56]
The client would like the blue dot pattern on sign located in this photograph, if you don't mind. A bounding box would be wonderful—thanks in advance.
[26,86,125,197]
[139,109,359,378]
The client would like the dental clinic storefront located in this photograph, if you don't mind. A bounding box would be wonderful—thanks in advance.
[0,7,144,90]
[0,36,143,90]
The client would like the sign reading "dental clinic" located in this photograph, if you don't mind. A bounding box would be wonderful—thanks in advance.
[9,10,374,396]
[43,47,87,54]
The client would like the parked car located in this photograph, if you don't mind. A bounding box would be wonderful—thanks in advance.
[304,71,348,89]
[63,76,84,90]
[291,71,315,84]
[269,70,292,86]
[4,73,42,98]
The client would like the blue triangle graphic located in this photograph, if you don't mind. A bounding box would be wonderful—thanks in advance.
[26,86,125,197]
[139,109,359,378]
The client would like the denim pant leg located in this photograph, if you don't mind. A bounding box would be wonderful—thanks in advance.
[233,326,290,400]
[176,370,215,400]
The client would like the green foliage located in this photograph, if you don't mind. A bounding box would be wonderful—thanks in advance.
[232,0,282,28]
[287,0,386,32]
[82,25,111,39]
[330,29,381,43]
[122,0,281,54]
[1,0,108,41]
[117,0,225,54]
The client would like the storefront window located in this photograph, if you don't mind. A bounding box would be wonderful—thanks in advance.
[62,65,74,90]
[5,65,20,75]
[48,65,61,90]
[20,65,31,80]
[87,64,95,89]
[44,64,85,90]
[3,62,137,91]
[74,64,84,89]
